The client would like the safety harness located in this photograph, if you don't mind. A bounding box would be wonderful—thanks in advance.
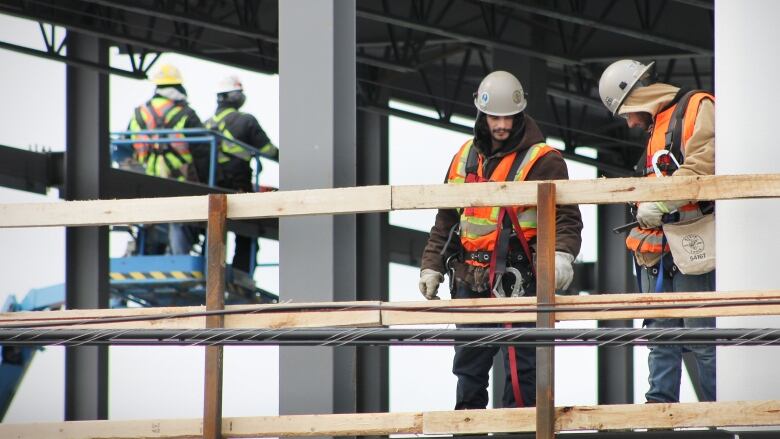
[633,89,714,294]
[462,144,540,408]
[133,99,190,180]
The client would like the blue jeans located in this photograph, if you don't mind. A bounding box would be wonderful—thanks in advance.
[640,261,716,403]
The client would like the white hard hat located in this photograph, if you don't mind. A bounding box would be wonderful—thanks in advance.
[216,75,243,94]
[474,71,527,116]
[598,59,655,116]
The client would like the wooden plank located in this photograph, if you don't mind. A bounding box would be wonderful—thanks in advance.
[203,194,227,439]
[227,185,391,219]
[2,174,780,228]
[0,412,422,438]
[424,400,780,434]
[391,173,780,210]
[0,302,383,330]
[3,400,780,438]
[223,412,422,437]
[535,182,556,439]
[382,290,780,325]
[0,195,208,228]
[3,290,780,330]
[0,186,389,228]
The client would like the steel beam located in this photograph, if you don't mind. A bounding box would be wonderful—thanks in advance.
[596,202,635,405]
[480,0,712,55]
[81,0,279,43]
[356,95,390,424]
[63,31,109,421]
[356,8,580,66]
[279,0,358,422]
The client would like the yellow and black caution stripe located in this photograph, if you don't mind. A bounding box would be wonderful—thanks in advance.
[110,271,204,281]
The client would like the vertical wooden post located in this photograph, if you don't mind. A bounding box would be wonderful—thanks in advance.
[204,194,227,439]
[536,183,556,439]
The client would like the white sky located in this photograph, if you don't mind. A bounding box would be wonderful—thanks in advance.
[0,14,698,424]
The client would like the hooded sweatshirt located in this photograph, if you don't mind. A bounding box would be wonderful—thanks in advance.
[619,83,715,178]
[420,113,583,292]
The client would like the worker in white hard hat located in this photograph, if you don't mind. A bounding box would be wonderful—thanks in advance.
[418,70,583,409]
[599,59,716,403]
[201,75,278,274]
[125,63,204,255]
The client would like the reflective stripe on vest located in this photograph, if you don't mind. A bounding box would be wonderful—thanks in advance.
[129,97,192,179]
[447,140,558,265]
[205,107,253,163]
[626,91,714,254]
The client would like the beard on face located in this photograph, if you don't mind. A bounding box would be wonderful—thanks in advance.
[491,128,511,141]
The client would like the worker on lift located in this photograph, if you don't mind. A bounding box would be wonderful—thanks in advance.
[202,75,279,273]
[126,63,204,255]
[418,71,583,409]
[599,59,716,403]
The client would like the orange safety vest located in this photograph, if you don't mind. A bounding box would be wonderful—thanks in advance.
[129,97,192,178]
[447,140,559,267]
[625,91,715,254]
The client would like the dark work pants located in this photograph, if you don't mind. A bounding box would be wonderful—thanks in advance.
[451,281,537,409]
[218,160,256,274]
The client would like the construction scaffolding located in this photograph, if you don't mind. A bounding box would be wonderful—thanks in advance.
[1,173,780,438]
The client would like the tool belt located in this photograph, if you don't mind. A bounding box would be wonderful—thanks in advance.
[464,247,536,297]
[465,250,530,265]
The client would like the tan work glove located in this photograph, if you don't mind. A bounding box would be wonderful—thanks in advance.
[637,200,688,228]
[418,269,444,300]
[554,251,575,291]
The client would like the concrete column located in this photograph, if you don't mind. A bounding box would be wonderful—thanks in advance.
[278,0,357,416]
[714,0,780,401]
[64,31,110,421]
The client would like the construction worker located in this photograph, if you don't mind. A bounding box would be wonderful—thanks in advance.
[599,59,716,403]
[127,63,204,254]
[419,71,583,409]
[203,75,278,273]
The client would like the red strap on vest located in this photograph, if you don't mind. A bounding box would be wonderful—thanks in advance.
[487,207,530,408]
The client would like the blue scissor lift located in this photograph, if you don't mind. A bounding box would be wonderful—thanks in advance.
[0,129,279,420]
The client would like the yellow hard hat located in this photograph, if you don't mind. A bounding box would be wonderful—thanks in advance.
[150,64,183,86]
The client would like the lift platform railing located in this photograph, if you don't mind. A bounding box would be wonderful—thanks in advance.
[111,128,277,273]
[110,128,274,191]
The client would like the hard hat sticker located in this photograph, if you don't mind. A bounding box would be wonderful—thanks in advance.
[480,92,489,105]
[512,90,522,104]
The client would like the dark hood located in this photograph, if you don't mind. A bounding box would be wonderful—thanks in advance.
[472,112,546,158]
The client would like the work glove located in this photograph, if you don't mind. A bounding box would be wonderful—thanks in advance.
[554,251,575,291]
[636,200,688,228]
[418,269,444,300]
[636,202,665,228]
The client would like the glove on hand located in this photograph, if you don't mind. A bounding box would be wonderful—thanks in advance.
[418,269,444,300]
[554,251,575,291]
[637,200,689,228]
[636,202,665,229]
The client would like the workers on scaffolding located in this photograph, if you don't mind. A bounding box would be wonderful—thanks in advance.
[126,63,204,255]
[201,75,279,273]
[418,71,583,409]
[599,59,716,403]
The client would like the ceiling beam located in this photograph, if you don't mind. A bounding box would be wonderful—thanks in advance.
[356,8,581,66]
[479,0,712,55]
[81,0,279,43]
[671,0,714,11]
